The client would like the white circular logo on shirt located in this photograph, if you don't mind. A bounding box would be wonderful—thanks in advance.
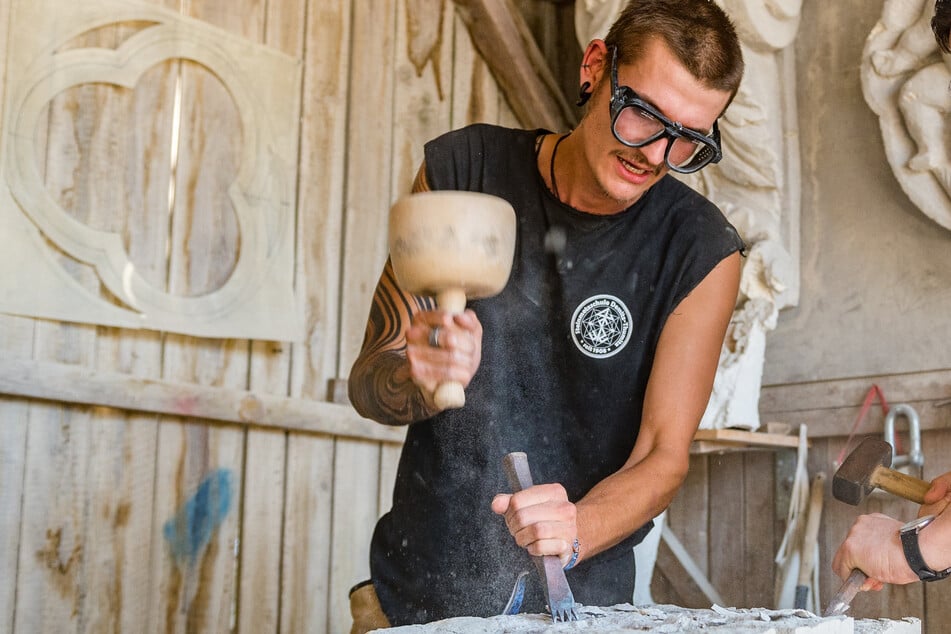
[570,294,633,358]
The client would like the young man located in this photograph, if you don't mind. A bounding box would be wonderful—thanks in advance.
[829,0,951,596]
[348,0,745,628]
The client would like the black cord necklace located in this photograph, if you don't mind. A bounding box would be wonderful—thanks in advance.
[549,133,570,202]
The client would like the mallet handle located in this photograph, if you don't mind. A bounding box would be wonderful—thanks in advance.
[870,465,929,504]
[798,473,826,587]
[433,288,468,410]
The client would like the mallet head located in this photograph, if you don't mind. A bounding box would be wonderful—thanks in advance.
[832,437,892,506]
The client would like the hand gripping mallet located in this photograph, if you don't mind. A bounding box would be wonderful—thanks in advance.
[824,437,931,616]
[388,191,516,409]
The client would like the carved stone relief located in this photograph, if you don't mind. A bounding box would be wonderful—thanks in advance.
[861,0,951,232]
[576,0,803,430]
[0,0,303,340]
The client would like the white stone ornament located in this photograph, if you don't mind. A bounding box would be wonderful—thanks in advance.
[719,0,803,50]
[574,0,626,45]
[861,0,951,232]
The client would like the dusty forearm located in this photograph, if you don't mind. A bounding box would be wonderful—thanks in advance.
[575,450,687,561]
[348,349,438,425]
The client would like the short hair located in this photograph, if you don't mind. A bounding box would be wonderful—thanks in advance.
[934,0,951,53]
[603,0,745,98]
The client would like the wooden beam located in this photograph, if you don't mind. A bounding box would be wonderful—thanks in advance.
[653,537,719,609]
[760,369,951,413]
[451,0,576,131]
[0,358,406,444]
[760,369,951,438]
[690,428,803,454]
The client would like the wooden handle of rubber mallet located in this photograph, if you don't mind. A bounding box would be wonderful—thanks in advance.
[870,465,930,504]
[433,288,467,410]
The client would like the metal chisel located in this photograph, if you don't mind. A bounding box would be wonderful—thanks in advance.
[502,452,580,622]
[823,569,867,617]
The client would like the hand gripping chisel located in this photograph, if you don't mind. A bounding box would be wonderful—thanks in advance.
[502,452,580,622]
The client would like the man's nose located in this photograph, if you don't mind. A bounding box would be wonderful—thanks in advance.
[639,136,668,168]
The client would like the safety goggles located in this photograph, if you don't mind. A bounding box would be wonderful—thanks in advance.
[608,46,722,174]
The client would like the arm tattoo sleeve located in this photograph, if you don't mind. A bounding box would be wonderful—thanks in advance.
[348,265,437,425]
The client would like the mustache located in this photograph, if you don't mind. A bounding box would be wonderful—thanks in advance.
[617,149,663,176]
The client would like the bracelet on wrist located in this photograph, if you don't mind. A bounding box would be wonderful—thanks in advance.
[564,538,581,570]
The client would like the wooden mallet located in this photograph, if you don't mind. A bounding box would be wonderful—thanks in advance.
[831,437,930,506]
[388,191,516,410]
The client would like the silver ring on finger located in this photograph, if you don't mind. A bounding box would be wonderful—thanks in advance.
[428,326,441,348]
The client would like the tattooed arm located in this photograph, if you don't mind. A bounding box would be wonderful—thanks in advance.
[348,164,484,425]
[347,259,439,424]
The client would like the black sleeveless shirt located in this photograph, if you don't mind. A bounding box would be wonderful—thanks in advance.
[370,124,744,625]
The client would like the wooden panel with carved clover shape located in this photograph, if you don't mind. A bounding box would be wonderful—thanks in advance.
[0,0,304,340]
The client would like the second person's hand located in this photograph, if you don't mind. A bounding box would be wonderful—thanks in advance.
[831,513,916,589]
[920,473,951,518]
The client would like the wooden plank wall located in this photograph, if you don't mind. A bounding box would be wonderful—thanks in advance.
[0,0,523,632]
[655,370,951,634]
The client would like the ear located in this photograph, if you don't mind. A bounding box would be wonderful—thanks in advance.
[580,39,610,90]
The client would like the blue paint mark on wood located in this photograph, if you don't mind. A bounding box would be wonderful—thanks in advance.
[163,468,233,566]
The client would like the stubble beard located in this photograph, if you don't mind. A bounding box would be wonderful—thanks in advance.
[598,148,664,209]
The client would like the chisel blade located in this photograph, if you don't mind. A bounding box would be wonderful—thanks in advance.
[823,569,867,617]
